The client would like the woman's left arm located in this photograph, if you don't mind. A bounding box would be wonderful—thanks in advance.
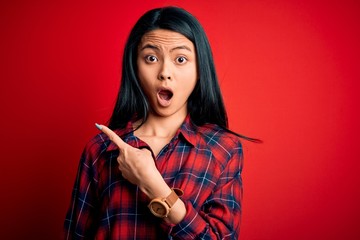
[168,142,243,239]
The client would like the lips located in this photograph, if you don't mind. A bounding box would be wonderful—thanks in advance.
[157,88,173,107]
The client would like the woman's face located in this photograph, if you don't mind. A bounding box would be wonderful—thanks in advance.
[137,29,198,119]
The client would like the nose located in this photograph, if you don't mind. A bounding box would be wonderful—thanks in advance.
[158,61,172,81]
[159,74,171,80]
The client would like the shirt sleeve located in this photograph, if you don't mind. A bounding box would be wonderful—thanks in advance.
[64,141,101,239]
[169,140,243,239]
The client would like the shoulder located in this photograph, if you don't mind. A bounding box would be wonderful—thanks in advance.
[194,123,243,169]
[83,132,109,153]
[196,123,243,152]
[81,128,127,164]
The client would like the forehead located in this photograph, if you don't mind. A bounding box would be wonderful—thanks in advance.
[139,29,194,50]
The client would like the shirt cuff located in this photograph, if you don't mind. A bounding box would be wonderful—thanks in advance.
[169,200,208,239]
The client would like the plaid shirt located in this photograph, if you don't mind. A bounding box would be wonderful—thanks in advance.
[64,116,243,239]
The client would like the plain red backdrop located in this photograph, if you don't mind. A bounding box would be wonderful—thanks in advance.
[1,0,359,239]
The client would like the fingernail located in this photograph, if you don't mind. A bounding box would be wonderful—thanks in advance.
[95,123,102,130]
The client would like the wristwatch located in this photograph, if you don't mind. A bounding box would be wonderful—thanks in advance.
[148,188,183,218]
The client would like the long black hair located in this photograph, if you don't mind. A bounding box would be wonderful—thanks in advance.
[108,6,260,142]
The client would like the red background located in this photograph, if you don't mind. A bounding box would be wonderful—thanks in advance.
[1,0,359,239]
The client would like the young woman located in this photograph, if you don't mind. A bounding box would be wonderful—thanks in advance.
[65,6,250,239]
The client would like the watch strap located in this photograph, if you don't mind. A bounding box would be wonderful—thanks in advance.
[164,188,183,207]
[148,188,184,218]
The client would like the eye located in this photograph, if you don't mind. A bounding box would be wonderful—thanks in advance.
[175,56,187,64]
[145,55,158,63]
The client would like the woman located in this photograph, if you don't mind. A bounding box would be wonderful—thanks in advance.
[65,6,247,239]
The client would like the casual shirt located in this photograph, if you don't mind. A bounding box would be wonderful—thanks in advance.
[64,115,243,239]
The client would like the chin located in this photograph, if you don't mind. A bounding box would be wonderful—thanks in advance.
[152,108,184,118]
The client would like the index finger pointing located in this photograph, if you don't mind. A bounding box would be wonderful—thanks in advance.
[95,123,128,149]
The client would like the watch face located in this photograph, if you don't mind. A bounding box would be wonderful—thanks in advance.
[150,201,167,217]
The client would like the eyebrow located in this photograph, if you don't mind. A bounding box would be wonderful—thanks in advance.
[139,44,192,52]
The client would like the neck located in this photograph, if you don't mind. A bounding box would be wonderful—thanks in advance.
[135,111,187,138]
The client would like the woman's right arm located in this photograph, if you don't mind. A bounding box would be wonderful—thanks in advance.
[64,142,100,240]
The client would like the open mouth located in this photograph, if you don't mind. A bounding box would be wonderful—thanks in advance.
[157,89,173,107]
[158,89,173,101]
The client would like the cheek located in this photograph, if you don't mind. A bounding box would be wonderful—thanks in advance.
[138,79,152,97]
[179,79,197,99]
[137,66,152,89]
[176,64,197,80]
[183,68,198,90]
[137,63,158,84]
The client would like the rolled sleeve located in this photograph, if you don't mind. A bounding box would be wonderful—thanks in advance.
[168,142,243,240]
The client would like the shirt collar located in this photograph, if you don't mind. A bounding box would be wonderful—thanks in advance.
[178,114,198,147]
[105,114,198,152]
